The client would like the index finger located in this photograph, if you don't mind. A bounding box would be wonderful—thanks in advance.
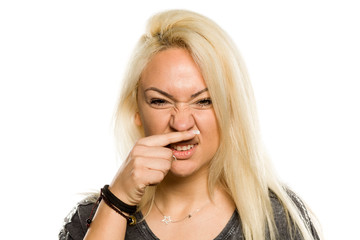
[137,130,200,147]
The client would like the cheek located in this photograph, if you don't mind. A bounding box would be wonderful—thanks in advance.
[140,108,171,135]
[194,111,220,141]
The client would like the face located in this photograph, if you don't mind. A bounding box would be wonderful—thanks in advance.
[135,48,220,178]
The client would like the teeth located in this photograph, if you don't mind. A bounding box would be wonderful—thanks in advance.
[172,144,195,151]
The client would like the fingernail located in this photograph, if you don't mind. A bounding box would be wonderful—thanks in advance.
[191,130,200,135]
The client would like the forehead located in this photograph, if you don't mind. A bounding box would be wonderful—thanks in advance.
[139,48,206,92]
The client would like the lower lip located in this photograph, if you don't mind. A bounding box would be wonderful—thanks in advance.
[171,145,197,160]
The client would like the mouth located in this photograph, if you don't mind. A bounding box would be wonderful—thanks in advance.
[168,139,198,160]
[164,135,199,160]
[170,143,198,151]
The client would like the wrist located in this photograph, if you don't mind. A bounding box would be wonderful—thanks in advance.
[103,185,137,214]
[87,185,137,228]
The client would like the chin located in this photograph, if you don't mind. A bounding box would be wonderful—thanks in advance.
[169,168,194,178]
[168,162,205,178]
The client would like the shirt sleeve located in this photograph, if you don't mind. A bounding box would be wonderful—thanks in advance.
[286,189,320,240]
[270,189,320,240]
[59,198,98,240]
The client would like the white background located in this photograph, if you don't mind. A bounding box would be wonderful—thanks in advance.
[1,0,359,239]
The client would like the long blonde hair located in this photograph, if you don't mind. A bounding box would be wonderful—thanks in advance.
[114,9,320,240]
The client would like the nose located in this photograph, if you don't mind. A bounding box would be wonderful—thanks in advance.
[170,105,195,132]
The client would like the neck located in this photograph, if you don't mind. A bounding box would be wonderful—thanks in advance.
[147,172,236,227]
[155,171,211,212]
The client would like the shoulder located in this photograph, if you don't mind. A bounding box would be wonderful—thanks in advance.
[59,195,99,240]
[269,189,319,240]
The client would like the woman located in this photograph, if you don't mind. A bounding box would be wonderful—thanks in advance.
[60,10,321,240]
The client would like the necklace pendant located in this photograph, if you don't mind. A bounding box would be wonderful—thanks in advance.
[161,216,172,224]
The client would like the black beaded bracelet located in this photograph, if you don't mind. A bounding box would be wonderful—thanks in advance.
[100,192,137,226]
[86,185,137,227]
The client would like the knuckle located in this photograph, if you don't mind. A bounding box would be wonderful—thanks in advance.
[132,157,142,168]
[131,145,142,155]
[157,170,167,180]
[135,138,146,146]
[149,172,163,185]
[130,168,142,183]
[166,148,173,157]
[161,159,171,170]
[166,161,172,169]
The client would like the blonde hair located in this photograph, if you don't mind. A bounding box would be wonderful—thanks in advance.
[114,9,320,240]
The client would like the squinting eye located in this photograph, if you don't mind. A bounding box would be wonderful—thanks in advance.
[196,98,212,107]
[149,98,169,106]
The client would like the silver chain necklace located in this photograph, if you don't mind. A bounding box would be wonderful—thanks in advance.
[154,200,209,224]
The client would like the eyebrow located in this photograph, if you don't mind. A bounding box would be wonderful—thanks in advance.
[144,87,208,100]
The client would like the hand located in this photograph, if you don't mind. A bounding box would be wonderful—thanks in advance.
[109,130,198,205]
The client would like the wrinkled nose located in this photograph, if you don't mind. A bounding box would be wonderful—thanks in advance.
[170,106,195,132]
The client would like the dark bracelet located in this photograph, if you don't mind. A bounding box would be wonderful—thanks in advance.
[86,185,137,227]
[102,185,137,214]
[86,195,102,227]
[100,193,137,226]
